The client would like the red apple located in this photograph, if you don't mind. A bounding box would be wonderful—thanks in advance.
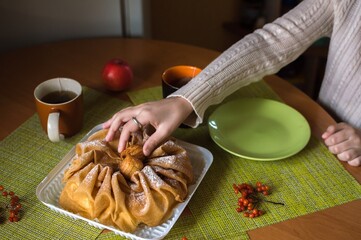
[102,58,133,91]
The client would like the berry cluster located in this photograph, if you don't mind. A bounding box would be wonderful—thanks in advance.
[233,182,282,218]
[0,185,22,223]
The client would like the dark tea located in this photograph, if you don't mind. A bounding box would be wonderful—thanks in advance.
[41,91,77,104]
[169,77,192,88]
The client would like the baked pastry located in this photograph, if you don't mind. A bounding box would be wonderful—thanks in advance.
[59,127,194,232]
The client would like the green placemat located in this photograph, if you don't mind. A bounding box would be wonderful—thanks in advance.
[123,80,361,240]
[0,87,131,240]
[2,82,360,240]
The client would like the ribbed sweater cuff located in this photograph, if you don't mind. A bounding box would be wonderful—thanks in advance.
[168,78,212,127]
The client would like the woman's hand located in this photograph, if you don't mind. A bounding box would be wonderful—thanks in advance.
[102,97,193,156]
[322,122,361,166]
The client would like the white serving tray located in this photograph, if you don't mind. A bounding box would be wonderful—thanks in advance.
[36,124,213,240]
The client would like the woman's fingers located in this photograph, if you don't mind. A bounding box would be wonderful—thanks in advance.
[143,125,174,156]
[322,124,337,139]
[323,122,361,167]
[347,157,361,167]
[102,97,193,155]
[103,107,135,141]
[117,120,137,152]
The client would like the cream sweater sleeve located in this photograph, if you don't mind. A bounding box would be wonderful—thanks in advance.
[169,0,334,127]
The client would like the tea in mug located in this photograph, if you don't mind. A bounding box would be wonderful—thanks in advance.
[170,77,192,88]
[41,91,77,104]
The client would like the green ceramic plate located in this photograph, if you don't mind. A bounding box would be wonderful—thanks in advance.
[208,98,311,160]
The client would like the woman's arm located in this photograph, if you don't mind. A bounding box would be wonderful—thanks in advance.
[104,0,335,155]
[171,0,334,127]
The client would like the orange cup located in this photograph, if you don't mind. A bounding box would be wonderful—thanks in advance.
[161,65,202,98]
[34,78,83,142]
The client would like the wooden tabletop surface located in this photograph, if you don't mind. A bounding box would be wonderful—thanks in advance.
[0,37,360,240]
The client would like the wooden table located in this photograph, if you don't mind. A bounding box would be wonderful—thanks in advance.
[0,38,360,240]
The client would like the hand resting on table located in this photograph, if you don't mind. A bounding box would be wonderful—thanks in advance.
[322,122,361,166]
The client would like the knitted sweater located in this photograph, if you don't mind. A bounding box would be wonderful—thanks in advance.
[170,0,361,129]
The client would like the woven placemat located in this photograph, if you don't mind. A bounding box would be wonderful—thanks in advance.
[0,87,131,240]
[3,82,360,240]
[119,80,361,240]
